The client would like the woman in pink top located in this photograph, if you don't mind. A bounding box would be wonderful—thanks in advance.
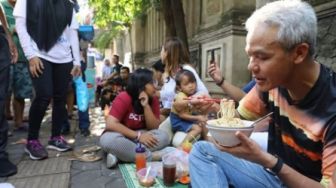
[99,68,170,168]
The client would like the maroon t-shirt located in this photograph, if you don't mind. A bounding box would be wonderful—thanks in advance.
[109,91,160,130]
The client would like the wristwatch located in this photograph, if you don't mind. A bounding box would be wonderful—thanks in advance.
[216,77,225,86]
[268,156,284,175]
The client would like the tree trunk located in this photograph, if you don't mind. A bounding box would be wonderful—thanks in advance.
[161,0,176,38]
[161,0,189,55]
[171,0,189,51]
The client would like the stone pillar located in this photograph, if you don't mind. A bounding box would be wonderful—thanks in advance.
[315,1,336,71]
[195,0,255,96]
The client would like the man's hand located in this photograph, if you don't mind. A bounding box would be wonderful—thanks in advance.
[212,131,276,168]
[189,94,214,114]
[29,57,44,77]
[71,65,82,77]
[208,62,223,83]
[139,132,158,148]
[139,91,149,107]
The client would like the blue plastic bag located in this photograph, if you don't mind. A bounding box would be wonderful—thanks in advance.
[73,77,89,112]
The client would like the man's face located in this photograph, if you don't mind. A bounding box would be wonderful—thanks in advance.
[245,23,295,92]
[112,56,118,64]
[120,69,129,80]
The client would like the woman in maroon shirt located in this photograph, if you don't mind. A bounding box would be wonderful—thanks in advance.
[99,68,170,168]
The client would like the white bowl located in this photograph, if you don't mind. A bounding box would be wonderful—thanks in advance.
[206,120,254,147]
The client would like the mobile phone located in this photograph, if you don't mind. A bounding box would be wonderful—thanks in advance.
[210,50,215,64]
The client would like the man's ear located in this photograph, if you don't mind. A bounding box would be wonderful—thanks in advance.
[292,43,310,64]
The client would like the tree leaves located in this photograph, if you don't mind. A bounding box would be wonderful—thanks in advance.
[88,0,151,49]
[88,0,151,28]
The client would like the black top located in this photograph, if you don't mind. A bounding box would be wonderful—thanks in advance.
[26,0,73,52]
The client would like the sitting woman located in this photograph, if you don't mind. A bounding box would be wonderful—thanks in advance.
[158,37,211,146]
[99,68,170,168]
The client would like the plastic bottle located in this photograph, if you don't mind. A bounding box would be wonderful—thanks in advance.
[135,142,146,172]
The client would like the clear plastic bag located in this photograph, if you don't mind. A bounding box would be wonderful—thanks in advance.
[155,149,189,179]
[73,77,89,112]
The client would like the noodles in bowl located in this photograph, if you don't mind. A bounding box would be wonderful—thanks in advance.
[206,99,254,146]
[212,99,245,128]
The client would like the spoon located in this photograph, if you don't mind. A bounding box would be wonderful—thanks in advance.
[250,112,273,127]
[144,166,151,181]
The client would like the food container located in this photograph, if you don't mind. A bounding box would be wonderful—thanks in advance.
[137,167,157,187]
[207,120,254,147]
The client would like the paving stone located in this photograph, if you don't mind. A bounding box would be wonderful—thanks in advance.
[72,175,126,188]
[1,105,128,188]
[105,177,128,188]
[9,157,70,179]
[101,165,125,178]
[8,173,69,188]
[72,160,102,171]
[70,170,103,187]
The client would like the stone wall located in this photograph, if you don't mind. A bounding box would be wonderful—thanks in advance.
[315,1,336,71]
[111,0,336,95]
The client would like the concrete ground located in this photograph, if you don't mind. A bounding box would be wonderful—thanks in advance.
[0,106,127,188]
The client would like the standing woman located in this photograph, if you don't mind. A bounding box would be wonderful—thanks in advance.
[160,37,209,117]
[14,0,81,160]
[100,68,169,168]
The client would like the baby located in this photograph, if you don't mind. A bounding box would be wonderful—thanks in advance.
[170,69,208,145]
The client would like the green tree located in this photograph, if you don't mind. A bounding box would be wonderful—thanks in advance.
[89,0,151,49]
[90,0,189,59]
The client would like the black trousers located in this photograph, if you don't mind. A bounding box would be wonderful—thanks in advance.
[28,59,73,140]
[0,27,11,159]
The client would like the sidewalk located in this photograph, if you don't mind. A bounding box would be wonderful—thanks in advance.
[0,107,127,188]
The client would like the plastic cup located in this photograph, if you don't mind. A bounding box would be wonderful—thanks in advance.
[162,155,176,186]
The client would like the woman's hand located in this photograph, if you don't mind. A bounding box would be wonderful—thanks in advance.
[139,132,158,148]
[208,62,223,83]
[29,56,44,78]
[71,65,82,77]
[139,91,149,107]
[212,131,275,167]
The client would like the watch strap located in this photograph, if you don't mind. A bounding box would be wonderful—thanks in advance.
[270,157,283,174]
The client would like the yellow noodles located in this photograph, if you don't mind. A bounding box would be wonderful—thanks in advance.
[214,99,244,127]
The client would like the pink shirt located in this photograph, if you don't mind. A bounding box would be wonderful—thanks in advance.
[109,91,160,130]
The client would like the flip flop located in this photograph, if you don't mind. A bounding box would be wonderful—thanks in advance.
[69,145,102,162]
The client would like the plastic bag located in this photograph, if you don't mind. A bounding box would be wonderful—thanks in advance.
[73,77,89,112]
[157,149,189,179]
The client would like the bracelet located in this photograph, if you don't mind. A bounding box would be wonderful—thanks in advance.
[216,77,225,86]
[270,156,283,174]
[136,131,141,141]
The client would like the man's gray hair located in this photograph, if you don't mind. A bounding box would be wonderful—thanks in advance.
[245,0,317,57]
